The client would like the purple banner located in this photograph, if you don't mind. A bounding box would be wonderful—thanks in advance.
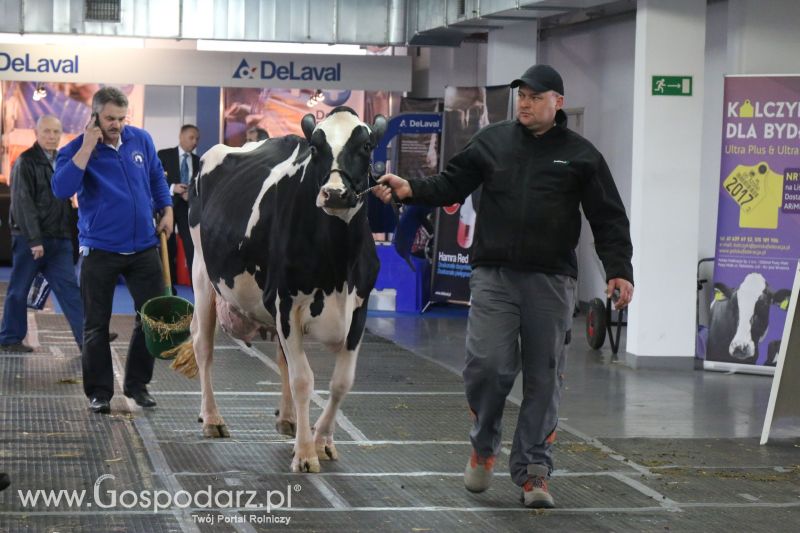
[707,76,800,367]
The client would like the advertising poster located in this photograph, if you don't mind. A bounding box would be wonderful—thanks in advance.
[1,81,144,183]
[397,97,441,180]
[706,75,800,370]
[222,88,364,146]
[429,86,510,305]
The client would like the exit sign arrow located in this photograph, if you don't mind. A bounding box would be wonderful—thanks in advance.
[652,75,693,96]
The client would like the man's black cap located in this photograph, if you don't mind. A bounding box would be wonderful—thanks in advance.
[510,64,564,96]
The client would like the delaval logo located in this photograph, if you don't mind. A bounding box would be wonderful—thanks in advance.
[233,59,257,79]
[0,52,79,73]
[233,58,341,82]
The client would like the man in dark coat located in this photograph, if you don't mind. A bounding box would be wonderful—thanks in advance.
[157,125,200,287]
[0,115,84,353]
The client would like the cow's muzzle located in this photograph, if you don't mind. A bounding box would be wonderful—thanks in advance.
[729,339,755,360]
[318,186,357,209]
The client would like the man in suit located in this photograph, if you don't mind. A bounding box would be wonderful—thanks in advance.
[157,125,199,289]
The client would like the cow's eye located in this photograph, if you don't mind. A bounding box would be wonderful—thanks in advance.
[363,142,372,153]
[310,145,318,156]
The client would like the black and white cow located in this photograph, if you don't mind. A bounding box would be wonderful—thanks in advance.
[180,107,386,473]
[707,272,790,365]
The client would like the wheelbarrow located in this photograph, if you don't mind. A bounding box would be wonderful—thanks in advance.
[585,289,627,357]
[140,232,194,360]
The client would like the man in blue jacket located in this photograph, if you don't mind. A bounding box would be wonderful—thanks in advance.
[53,87,173,414]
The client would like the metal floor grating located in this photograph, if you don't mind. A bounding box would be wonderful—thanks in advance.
[1,298,799,531]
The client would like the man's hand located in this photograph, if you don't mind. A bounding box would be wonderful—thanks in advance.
[30,245,44,260]
[607,278,634,309]
[81,116,102,151]
[174,183,189,201]
[72,115,104,170]
[156,207,174,238]
[373,173,412,204]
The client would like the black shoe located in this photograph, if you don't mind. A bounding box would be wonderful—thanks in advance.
[0,342,33,353]
[88,397,111,414]
[109,332,119,342]
[0,472,9,492]
[125,390,156,408]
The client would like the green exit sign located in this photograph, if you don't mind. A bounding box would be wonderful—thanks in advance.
[652,75,692,96]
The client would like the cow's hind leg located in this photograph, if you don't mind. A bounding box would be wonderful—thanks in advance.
[275,343,296,436]
[192,245,229,438]
[314,347,359,461]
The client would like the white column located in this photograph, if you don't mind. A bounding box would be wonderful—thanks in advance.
[411,43,487,98]
[626,0,706,366]
[486,21,538,87]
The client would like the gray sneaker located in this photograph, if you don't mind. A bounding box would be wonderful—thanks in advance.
[464,450,496,493]
[521,464,555,508]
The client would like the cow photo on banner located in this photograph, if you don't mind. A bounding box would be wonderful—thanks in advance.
[429,85,511,306]
[706,75,800,372]
[223,87,365,146]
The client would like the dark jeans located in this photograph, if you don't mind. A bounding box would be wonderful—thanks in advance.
[0,235,83,346]
[80,247,163,400]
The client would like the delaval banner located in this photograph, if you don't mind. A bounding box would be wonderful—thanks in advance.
[429,86,510,306]
[0,44,411,91]
[706,75,800,373]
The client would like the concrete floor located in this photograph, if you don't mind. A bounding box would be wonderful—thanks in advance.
[366,307,777,440]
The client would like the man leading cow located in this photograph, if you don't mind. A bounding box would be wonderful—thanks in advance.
[374,64,634,508]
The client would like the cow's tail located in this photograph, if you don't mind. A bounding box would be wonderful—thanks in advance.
[167,339,199,378]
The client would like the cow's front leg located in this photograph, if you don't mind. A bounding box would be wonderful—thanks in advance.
[281,333,319,473]
[275,343,296,437]
[314,347,359,461]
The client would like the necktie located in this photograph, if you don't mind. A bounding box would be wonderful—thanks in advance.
[180,153,190,184]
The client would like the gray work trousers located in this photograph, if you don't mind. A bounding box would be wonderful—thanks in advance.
[464,266,575,486]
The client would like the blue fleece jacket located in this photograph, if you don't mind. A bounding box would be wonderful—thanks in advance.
[52,125,172,254]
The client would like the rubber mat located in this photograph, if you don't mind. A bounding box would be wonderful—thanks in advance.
[3,288,799,532]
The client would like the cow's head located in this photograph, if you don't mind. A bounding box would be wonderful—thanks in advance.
[712,273,790,360]
[301,107,387,221]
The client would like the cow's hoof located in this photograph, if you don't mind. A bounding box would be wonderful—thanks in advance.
[197,416,203,423]
[203,424,230,438]
[291,455,321,473]
[276,419,296,437]
[316,442,338,461]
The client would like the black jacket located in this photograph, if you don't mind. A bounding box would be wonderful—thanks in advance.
[408,112,634,283]
[157,146,200,209]
[9,143,74,246]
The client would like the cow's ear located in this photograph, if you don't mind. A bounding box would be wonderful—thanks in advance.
[370,115,387,146]
[713,282,732,301]
[772,289,792,310]
[301,114,316,141]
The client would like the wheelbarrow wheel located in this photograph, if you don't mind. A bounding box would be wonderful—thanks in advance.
[586,298,607,350]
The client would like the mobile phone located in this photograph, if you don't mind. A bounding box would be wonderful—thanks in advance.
[92,113,100,127]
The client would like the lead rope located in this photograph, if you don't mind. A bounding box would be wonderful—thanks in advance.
[356,162,402,230]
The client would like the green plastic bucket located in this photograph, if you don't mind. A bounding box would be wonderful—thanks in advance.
[141,231,194,360]
[141,295,193,360]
